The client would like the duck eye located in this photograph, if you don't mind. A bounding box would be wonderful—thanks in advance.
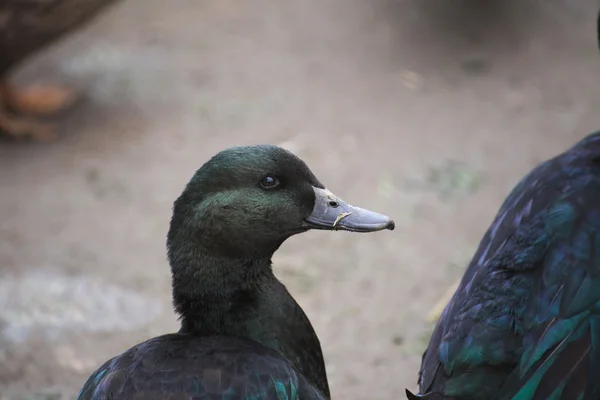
[259,175,280,189]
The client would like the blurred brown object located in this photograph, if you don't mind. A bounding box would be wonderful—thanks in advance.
[0,0,123,141]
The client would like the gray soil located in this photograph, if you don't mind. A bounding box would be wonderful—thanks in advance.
[1,0,599,399]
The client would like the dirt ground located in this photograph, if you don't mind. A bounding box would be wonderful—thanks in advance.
[0,0,599,399]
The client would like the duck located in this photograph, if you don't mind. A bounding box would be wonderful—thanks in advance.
[407,131,600,400]
[0,0,122,140]
[76,145,395,399]
[424,7,600,328]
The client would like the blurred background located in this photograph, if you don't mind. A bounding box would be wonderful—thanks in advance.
[0,0,599,398]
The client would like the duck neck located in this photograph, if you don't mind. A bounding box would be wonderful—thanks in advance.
[169,250,331,398]
[171,252,278,334]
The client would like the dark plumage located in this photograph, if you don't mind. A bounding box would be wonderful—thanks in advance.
[407,132,600,400]
[77,145,395,400]
[77,335,326,400]
[1,0,122,139]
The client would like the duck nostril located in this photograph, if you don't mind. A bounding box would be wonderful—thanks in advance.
[328,201,339,208]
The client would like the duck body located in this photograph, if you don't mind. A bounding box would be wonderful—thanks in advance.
[78,145,394,399]
[409,132,600,400]
[78,335,326,399]
[0,0,122,140]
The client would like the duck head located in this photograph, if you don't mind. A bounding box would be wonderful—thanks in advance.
[167,145,394,259]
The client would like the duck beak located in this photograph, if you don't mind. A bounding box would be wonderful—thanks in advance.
[303,187,395,232]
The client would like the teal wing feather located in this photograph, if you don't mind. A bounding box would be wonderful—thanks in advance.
[498,193,600,400]
[413,132,600,400]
